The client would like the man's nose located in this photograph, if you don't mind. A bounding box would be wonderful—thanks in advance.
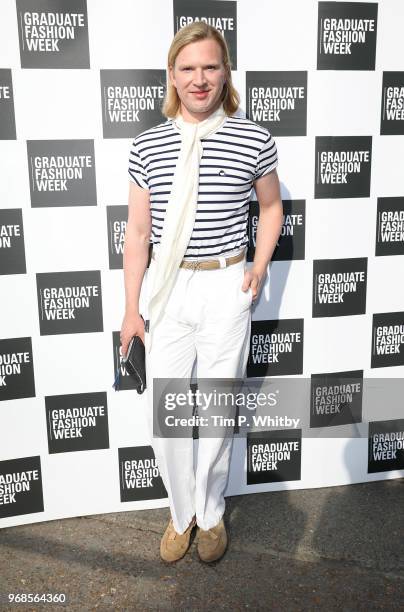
[193,68,207,86]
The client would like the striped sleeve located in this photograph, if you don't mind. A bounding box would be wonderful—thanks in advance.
[128,139,149,189]
[254,133,278,180]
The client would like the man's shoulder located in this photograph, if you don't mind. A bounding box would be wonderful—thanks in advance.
[131,119,175,147]
[225,114,273,143]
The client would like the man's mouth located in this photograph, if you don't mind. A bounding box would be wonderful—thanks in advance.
[191,91,209,98]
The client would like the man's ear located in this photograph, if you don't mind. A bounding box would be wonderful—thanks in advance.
[168,65,175,87]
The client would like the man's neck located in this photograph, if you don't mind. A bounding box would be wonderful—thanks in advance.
[178,102,223,123]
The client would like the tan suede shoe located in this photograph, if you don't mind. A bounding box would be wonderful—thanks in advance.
[160,516,196,563]
[197,518,228,563]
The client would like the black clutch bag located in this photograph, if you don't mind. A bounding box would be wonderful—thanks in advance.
[113,329,147,394]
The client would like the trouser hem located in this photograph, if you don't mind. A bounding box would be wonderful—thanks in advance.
[172,513,196,535]
[196,513,224,532]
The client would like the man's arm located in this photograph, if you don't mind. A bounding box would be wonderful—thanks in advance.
[242,169,283,300]
[120,181,151,354]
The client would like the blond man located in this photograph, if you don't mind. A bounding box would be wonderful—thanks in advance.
[121,22,283,563]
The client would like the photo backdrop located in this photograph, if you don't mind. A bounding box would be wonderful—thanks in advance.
[1,0,403,528]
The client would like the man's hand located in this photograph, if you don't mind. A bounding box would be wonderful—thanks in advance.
[120,312,145,357]
[241,268,265,302]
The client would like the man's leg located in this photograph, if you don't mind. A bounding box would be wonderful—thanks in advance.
[193,259,252,531]
[144,265,197,535]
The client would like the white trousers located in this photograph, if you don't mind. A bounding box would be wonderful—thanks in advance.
[144,252,252,534]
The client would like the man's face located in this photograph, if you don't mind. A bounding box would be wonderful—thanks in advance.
[168,38,227,122]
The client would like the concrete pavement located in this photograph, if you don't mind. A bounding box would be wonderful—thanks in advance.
[1,478,403,611]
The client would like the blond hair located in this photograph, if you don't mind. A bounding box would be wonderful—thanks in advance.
[161,22,240,118]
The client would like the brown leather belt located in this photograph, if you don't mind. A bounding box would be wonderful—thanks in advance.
[151,248,246,271]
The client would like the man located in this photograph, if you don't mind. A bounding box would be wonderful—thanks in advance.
[121,22,283,563]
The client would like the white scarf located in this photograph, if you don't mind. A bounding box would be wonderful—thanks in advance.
[147,103,227,353]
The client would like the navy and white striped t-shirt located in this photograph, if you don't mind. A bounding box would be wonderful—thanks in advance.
[128,114,278,260]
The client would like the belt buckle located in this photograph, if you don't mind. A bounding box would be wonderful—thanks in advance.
[191,260,200,271]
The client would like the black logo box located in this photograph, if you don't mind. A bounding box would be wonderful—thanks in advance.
[375,197,404,256]
[27,140,97,208]
[0,337,35,402]
[0,208,26,275]
[173,0,237,70]
[371,312,404,369]
[247,200,305,262]
[16,0,90,69]
[312,257,367,318]
[310,370,364,428]
[315,136,372,199]
[380,72,404,135]
[36,270,103,335]
[246,71,307,136]
[119,446,167,502]
[100,70,167,139]
[247,319,304,378]
[368,418,404,473]
[107,205,128,270]
[247,429,302,485]
[0,456,44,519]
[0,68,16,139]
[45,391,109,454]
[317,1,378,70]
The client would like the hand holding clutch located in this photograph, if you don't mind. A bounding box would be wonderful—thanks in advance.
[113,327,147,394]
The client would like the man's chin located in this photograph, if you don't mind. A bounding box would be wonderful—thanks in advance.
[183,98,220,115]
